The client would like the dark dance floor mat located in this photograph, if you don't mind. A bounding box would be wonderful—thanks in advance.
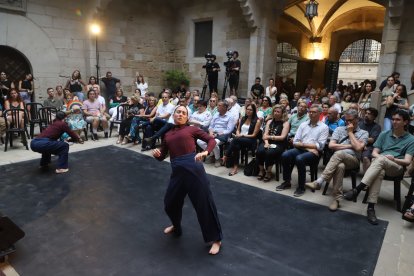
[0,146,387,276]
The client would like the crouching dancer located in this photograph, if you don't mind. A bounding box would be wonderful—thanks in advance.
[152,105,222,255]
[31,111,83,173]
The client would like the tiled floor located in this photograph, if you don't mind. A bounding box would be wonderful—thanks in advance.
[0,136,413,275]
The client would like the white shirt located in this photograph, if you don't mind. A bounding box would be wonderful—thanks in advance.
[240,124,250,135]
[156,102,174,119]
[135,82,148,94]
[209,112,236,135]
[333,103,342,115]
[293,120,329,151]
[190,110,212,128]
[266,86,277,103]
[97,95,106,109]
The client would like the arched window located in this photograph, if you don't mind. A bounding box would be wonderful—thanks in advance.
[339,39,381,63]
[276,42,300,78]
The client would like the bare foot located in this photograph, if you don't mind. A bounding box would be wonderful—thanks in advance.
[163,225,182,237]
[209,241,221,255]
[164,225,175,234]
[55,168,69,174]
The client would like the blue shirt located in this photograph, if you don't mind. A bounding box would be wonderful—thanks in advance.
[325,118,345,134]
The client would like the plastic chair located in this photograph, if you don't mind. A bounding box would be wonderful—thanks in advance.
[3,108,29,152]
[25,102,44,138]
[109,104,130,137]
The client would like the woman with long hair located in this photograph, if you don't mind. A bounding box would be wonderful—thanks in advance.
[65,70,87,101]
[86,76,100,92]
[258,96,273,120]
[256,105,290,182]
[384,84,409,131]
[222,103,261,176]
[152,105,222,255]
[4,88,25,128]
[358,81,373,117]
[134,73,148,94]
[18,73,34,117]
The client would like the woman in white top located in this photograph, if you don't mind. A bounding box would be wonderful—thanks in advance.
[189,100,212,131]
[265,78,277,104]
[222,104,261,176]
[134,73,148,94]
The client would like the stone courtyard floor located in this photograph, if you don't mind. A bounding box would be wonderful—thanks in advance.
[0,135,413,276]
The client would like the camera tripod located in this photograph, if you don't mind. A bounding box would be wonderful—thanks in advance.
[201,72,209,100]
[221,70,230,100]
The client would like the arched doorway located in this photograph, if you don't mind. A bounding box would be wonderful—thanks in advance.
[338,39,381,85]
[0,45,32,88]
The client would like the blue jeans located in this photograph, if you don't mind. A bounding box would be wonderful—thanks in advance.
[282,148,319,189]
[30,138,70,169]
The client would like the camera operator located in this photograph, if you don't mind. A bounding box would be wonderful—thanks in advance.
[203,54,221,96]
[228,51,241,96]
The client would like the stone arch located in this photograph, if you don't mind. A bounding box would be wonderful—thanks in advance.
[0,13,61,100]
[0,45,32,87]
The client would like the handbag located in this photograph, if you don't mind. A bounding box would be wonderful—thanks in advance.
[244,158,259,176]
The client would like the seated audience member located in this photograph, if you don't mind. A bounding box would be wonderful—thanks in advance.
[119,96,155,146]
[144,92,175,148]
[82,89,109,140]
[225,97,240,124]
[289,92,301,110]
[384,84,409,131]
[207,96,218,117]
[43,87,64,110]
[306,109,368,211]
[358,82,373,118]
[170,89,179,106]
[230,95,241,115]
[189,100,212,131]
[93,86,109,117]
[55,85,65,101]
[277,105,329,197]
[64,104,86,138]
[222,103,261,176]
[258,96,273,120]
[319,103,329,122]
[30,111,83,174]
[358,107,382,171]
[109,87,128,122]
[0,103,6,140]
[341,93,353,113]
[344,110,414,224]
[197,100,236,167]
[239,98,252,118]
[325,107,345,135]
[123,95,145,145]
[329,95,342,115]
[279,98,290,115]
[287,100,308,141]
[189,95,200,113]
[256,105,290,181]
[4,88,25,128]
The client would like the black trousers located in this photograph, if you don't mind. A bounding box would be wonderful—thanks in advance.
[229,75,239,91]
[164,153,222,243]
[256,143,284,167]
[225,137,256,165]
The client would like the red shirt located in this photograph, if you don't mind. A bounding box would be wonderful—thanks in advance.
[157,125,216,160]
[37,120,79,141]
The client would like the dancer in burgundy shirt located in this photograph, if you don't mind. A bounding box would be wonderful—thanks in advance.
[153,105,223,255]
[31,111,83,173]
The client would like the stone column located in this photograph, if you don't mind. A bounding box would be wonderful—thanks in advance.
[376,0,404,85]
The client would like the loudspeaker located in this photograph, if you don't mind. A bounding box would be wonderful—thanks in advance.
[0,213,25,252]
